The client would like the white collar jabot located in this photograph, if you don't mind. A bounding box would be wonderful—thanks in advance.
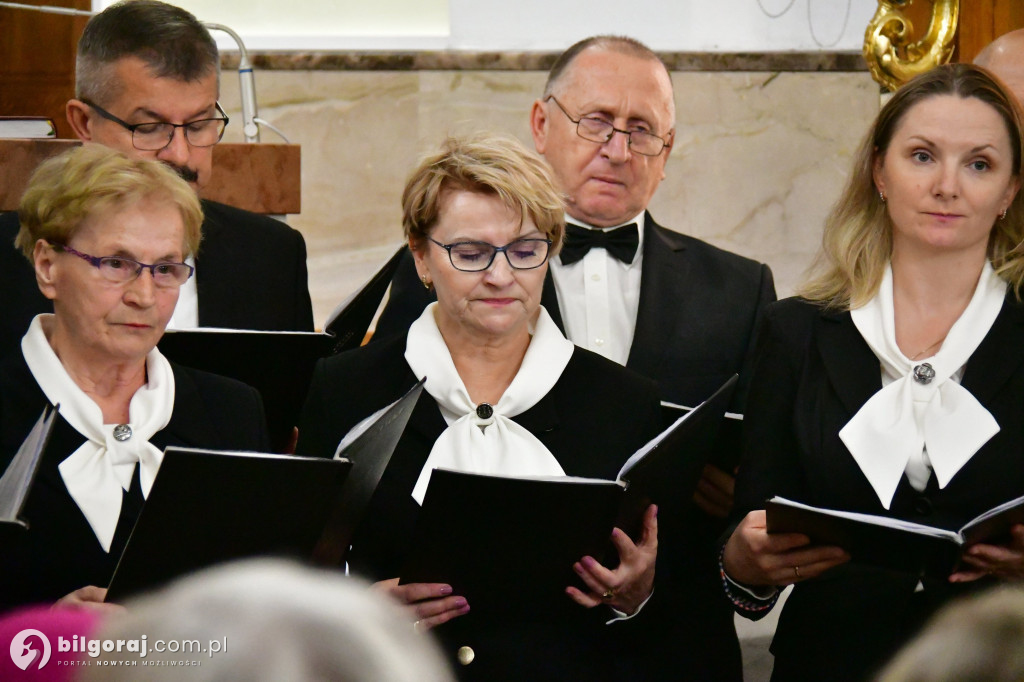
[840,263,1005,509]
[21,315,175,551]
[404,304,574,505]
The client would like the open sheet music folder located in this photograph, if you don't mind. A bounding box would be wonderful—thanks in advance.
[766,493,1024,577]
[105,379,423,602]
[399,375,738,615]
[105,448,352,603]
[0,405,58,530]
[312,379,425,566]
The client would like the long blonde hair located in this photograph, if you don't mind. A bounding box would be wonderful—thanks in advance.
[800,63,1024,309]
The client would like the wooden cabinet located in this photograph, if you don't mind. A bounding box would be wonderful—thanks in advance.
[0,0,89,139]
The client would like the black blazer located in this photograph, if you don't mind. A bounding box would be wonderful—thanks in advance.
[0,201,313,361]
[296,333,663,681]
[372,213,775,681]
[0,351,270,611]
[733,296,1024,682]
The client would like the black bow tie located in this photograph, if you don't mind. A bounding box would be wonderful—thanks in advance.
[559,223,639,266]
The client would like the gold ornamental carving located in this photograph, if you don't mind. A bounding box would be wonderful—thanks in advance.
[864,0,959,92]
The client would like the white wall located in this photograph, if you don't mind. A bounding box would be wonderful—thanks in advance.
[95,0,880,52]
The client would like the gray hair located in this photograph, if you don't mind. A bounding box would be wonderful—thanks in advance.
[76,0,219,105]
[80,559,455,682]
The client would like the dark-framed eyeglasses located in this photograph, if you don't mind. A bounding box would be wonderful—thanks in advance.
[545,95,669,157]
[52,243,194,288]
[427,236,552,272]
[82,99,229,151]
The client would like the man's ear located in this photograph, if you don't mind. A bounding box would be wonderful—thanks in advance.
[530,99,549,155]
[33,240,59,301]
[66,99,95,141]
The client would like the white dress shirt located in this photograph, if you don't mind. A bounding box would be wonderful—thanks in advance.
[549,212,645,365]
[166,255,199,329]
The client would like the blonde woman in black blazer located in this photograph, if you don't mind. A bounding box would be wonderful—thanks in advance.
[722,64,1024,682]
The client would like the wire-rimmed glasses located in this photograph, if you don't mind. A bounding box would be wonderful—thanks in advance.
[546,95,669,156]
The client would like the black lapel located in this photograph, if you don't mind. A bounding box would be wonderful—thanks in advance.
[193,202,228,327]
[961,294,1024,405]
[626,215,689,372]
[157,364,220,446]
[542,271,565,333]
[815,309,883,417]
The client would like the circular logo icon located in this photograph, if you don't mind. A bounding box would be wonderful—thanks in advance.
[10,629,51,671]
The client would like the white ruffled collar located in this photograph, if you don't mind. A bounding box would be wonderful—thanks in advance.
[840,263,1004,509]
[404,304,574,505]
[21,315,175,551]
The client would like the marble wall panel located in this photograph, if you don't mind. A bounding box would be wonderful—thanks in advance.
[221,69,879,328]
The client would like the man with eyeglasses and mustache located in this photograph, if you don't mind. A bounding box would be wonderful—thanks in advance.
[375,35,775,681]
[0,0,313,360]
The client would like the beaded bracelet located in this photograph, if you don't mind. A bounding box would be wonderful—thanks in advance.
[718,544,779,616]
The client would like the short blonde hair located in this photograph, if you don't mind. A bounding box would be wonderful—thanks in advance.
[800,63,1024,309]
[16,144,203,261]
[402,134,565,254]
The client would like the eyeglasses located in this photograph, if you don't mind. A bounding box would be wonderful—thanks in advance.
[545,95,669,157]
[53,244,194,288]
[82,99,229,151]
[427,236,552,272]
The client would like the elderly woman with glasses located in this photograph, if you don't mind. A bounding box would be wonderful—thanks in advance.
[297,134,662,681]
[0,145,268,612]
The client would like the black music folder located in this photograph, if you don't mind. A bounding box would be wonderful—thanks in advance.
[158,329,336,453]
[617,374,737,536]
[0,405,58,529]
[324,244,406,353]
[399,376,737,614]
[157,247,406,452]
[766,494,1024,577]
[105,448,352,603]
[312,379,425,566]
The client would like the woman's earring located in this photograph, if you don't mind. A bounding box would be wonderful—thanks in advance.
[879,190,886,203]
[421,276,432,291]
[1002,208,1009,220]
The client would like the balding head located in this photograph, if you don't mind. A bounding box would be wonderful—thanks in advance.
[975,29,1024,106]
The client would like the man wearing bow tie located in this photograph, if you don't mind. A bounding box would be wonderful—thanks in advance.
[375,35,775,681]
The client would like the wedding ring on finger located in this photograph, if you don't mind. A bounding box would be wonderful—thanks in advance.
[601,589,615,600]
[793,566,801,579]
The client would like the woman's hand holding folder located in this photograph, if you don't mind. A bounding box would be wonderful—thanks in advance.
[951,524,1024,583]
[723,510,849,587]
[567,504,658,616]
[374,578,469,631]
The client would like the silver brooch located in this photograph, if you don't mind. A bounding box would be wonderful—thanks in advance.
[112,423,133,442]
[912,363,936,385]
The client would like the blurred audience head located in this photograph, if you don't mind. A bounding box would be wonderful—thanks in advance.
[79,559,455,682]
[876,585,1024,682]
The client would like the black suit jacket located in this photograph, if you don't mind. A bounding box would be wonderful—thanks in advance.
[296,333,663,681]
[0,352,270,611]
[733,296,1024,682]
[373,213,775,680]
[0,200,313,361]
